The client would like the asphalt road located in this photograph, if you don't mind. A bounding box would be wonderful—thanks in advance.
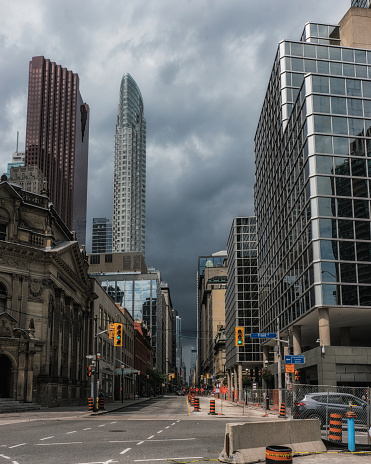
[0,395,247,464]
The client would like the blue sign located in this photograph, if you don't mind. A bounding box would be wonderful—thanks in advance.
[285,355,305,364]
[250,333,277,339]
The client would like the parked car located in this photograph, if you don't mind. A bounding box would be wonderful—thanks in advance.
[293,392,369,427]
[176,389,185,396]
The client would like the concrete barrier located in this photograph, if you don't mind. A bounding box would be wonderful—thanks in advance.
[218,419,326,463]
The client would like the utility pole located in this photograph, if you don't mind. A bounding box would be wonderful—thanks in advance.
[93,315,98,412]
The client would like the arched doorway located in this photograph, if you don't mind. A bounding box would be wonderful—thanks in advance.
[0,354,12,397]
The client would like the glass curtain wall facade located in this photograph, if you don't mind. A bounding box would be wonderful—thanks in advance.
[254,12,371,344]
[113,74,146,255]
[225,218,260,370]
[92,273,162,369]
[92,217,112,254]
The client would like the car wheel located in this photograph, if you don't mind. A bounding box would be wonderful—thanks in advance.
[307,413,324,428]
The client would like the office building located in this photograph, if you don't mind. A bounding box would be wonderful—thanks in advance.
[225,217,259,399]
[25,56,89,245]
[113,73,146,255]
[254,3,371,386]
[92,217,112,253]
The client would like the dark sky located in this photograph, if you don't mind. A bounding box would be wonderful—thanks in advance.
[0,0,350,370]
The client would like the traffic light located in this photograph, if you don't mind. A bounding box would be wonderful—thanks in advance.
[295,370,300,382]
[114,323,123,347]
[87,366,92,377]
[235,327,245,346]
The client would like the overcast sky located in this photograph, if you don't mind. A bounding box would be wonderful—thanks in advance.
[0,0,351,370]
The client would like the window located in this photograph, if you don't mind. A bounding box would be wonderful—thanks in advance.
[90,255,100,264]
[0,224,6,241]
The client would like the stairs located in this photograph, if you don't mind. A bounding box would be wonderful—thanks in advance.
[0,398,43,413]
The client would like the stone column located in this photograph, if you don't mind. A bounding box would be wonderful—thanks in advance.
[318,307,331,346]
[292,325,302,355]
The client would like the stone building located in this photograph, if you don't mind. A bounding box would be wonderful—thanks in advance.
[0,180,93,406]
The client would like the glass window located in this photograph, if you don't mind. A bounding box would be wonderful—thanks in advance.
[313,95,330,113]
[342,285,358,305]
[356,65,367,78]
[330,77,346,95]
[304,59,317,73]
[339,241,355,261]
[341,263,357,282]
[314,115,331,133]
[337,197,353,217]
[291,58,304,72]
[343,64,355,77]
[346,79,362,96]
[354,199,369,218]
[323,284,339,305]
[332,117,348,134]
[359,286,371,306]
[363,80,371,98]
[333,136,349,155]
[342,48,354,62]
[317,46,329,59]
[329,47,341,61]
[315,135,332,153]
[331,97,347,114]
[317,61,329,74]
[355,50,367,64]
[363,100,371,118]
[357,242,371,262]
[348,118,364,136]
[321,262,339,282]
[364,119,371,136]
[316,155,333,174]
[351,158,367,177]
[319,218,336,238]
[355,220,371,240]
[291,42,303,56]
[334,157,350,175]
[318,196,336,216]
[347,98,363,116]
[338,219,354,239]
[312,76,329,93]
[353,178,368,197]
[349,138,365,156]
[358,263,371,284]
[304,44,316,58]
[320,240,338,260]
[317,176,334,195]
[336,177,351,196]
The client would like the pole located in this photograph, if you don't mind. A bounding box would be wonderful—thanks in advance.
[277,318,282,408]
[93,316,98,412]
[121,367,124,403]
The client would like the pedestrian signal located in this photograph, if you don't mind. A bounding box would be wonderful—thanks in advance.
[87,366,92,377]
[109,323,115,339]
[295,370,300,381]
[114,323,123,347]
[235,327,245,346]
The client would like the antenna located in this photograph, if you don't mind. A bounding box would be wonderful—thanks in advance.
[16,131,19,153]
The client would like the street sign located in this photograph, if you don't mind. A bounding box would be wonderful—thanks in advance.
[286,364,295,373]
[250,333,277,339]
[285,355,305,364]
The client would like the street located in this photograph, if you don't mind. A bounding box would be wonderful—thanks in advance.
[0,395,253,464]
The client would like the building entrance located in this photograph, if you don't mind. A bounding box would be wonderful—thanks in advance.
[0,354,12,397]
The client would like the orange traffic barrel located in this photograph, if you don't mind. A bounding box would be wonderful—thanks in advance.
[209,399,216,415]
[194,397,200,412]
[190,394,195,406]
[99,395,105,410]
[88,397,93,411]
[329,413,342,442]
[279,402,286,418]
[266,445,292,463]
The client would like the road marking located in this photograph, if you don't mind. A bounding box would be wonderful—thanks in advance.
[66,431,77,434]
[157,430,163,434]
[171,423,176,425]
[145,438,195,442]
[134,458,203,462]
[110,422,117,424]
[165,426,170,429]
[0,454,11,459]
[40,436,54,441]
[147,435,154,439]
[37,442,83,446]
[137,441,144,445]
[8,444,26,449]
[78,460,118,464]
[83,428,91,431]
[98,424,106,427]
[120,448,131,455]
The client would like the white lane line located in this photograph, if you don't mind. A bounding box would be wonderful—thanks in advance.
[157,430,163,434]
[165,426,170,429]
[83,428,91,431]
[120,447,131,455]
[137,441,144,445]
[147,435,154,439]
[8,444,26,449]
[98,424,106,427]
[144,438,195,442]
[171,423,176,425]
[37,442,83,446]
[134,458,203,462]
[66,431,77,434]
[0,455,10,459]
[111,421,117,424]
[40,436,54,441]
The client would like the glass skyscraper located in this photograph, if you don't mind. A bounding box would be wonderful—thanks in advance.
[255,4,371,386]
[92,217,112,253]
[113,74,146,255]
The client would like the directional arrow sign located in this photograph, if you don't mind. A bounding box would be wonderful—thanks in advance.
[285,355,305,364]
[250,333,277,339]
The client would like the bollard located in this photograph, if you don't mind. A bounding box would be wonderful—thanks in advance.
[194,397,200,412]
[279,402,286,418]
[266,445,292,463]
[88,397,93,411]
[346,410,356,452]
[191,394,195,406]
[329,413,342,443]
[209,399,216,415]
